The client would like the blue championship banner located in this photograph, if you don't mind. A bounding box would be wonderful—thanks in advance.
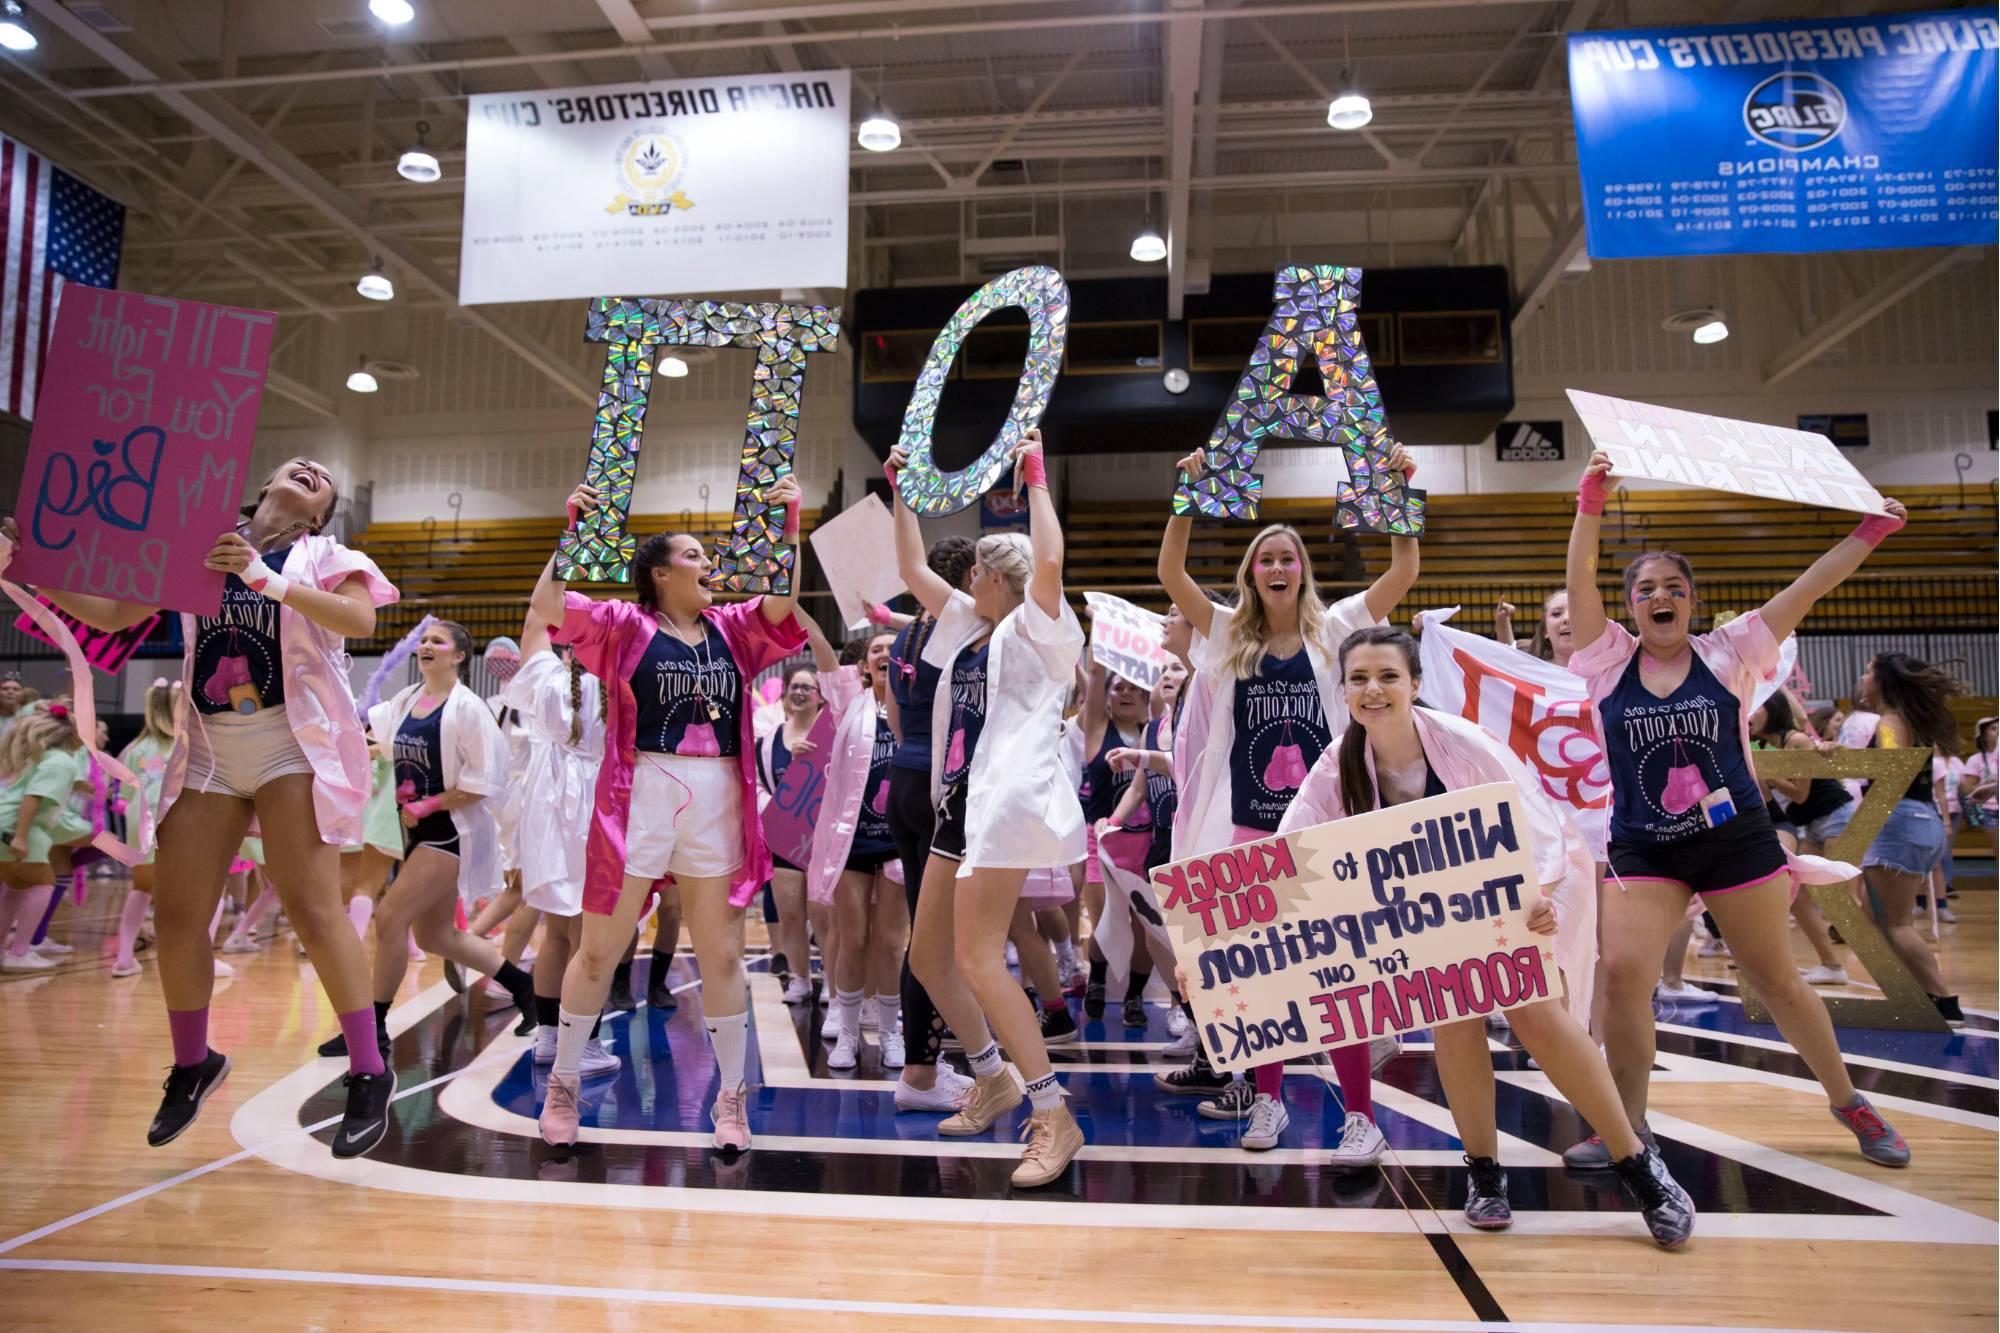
[1569,10,1998,258]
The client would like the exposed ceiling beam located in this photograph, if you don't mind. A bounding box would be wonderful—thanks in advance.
[854,160,1572,206]
[1764,247,1978,385]
[58,0,1575,100]
[1510,209,1585,340]
[967,51,1085,183]
[1411,10,1539,165]
[596,0,680,80]
[225,251,341,323]
[1162,2,1203,319]
[504,34,592,90]
[265,370,337,421]
[762,21,807,74]
[15,1,595,407]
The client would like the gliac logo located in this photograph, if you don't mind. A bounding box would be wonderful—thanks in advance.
[1742,71,1846,151]
[607,127,693,216]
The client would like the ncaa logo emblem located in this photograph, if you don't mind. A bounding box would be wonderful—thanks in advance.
[1742,71,1846,151]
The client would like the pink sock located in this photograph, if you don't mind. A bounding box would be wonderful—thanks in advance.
[1331,1043,1373,1121]
[208,895,227,943]
[235,884,279,939]
[5,887,53,957]
[115,889,151,968]
[346,895,374,941]
[407,929,424,963]
[167,1006,210,1067]
[1253,1061,1283,1100]
[0,887,24,953]
[338,1008,386,1077]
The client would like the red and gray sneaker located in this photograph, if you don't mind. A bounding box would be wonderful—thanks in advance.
[1562,1124,1657,1171]
[1462,1155,1512,1230]
[1831,1093,1910,1167]
[1612,1147,1696,1249]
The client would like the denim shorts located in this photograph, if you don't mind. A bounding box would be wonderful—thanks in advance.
[1862,798,1945,876]
[1794,801,1854,848]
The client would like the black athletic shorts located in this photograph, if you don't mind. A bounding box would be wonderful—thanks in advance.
[403,809,460,859]
[930,782,968,863]
[1608,806,1788,900]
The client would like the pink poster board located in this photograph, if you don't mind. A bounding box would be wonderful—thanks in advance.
[761,708,837,869]
[11,285,278,618]
[14,593,160,673]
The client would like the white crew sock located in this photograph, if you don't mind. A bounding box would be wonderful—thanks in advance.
[553,1005,591,1080]
[705,1009,750,1089]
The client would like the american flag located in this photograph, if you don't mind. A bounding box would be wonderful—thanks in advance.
[1,133,125,421]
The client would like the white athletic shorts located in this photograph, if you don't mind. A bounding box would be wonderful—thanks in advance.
[184,706,314,800]
[624,751,743,882]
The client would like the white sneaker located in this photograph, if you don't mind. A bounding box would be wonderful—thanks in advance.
[1005,941,1019,967]
[822,1007,845,1043]
[1368,1034,1402,1076]
[578,1038,622,1079]
[34,938,72,956]
[828,1025,860,1070]
[1,950,55,972]
[879,1025,907,1069]
[1696,938,1729,958]
[1163,1028,1197,1058]
[860,997,881,1031]
[1801,964,1849,986]
[211,958,235,979]
[781,976,812,1005]
[1938,905,1959,924]
[534,1026,558,1066]
[895,1064,972,1112]
[1328,1110,1385,1167]
[1166,1006,1192,1038]
[1240,1094,1290,1152]
[1653,981,1719,1005]
[110,957,142,978]
[221,935,259,954]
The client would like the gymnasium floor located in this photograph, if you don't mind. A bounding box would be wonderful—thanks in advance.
[2,876,1994,1331]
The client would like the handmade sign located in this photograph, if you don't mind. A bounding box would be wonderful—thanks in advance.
[1151,782,1545,1072]
[1566,390,1889,516]
[808,493,905,628]
[1082,592,1170,690]
[1174,264,1424,536]
[11,286,276,618]
[557,296,841,594]
[761,706,837,868]
[893,265,1070,517]
[1736,746,1947,1033]
[14,593,160,673]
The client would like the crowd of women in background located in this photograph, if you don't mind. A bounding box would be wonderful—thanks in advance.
[0,440,1986,1246]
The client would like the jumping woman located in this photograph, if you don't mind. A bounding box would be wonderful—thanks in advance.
[1563,449,1912,1169]
[531,474,807,1152]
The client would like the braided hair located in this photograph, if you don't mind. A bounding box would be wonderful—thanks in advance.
[567,653,605,748]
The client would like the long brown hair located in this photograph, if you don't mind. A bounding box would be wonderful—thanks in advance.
[566,653,605,748]
[1334,627,1422,819]
[1870,652,1967,751]
[632,532,702,612]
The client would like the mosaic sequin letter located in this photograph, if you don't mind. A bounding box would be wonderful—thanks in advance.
[893,265,1070,517]
[1172,264,1425,535]
[557,297,842,594]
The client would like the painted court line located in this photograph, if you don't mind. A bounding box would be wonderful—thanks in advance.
[0,1257,1856,1331]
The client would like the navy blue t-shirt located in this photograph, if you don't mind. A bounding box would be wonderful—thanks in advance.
[1142,710,1180,872]
[760,728,794,794]
[851,712,897,860]
[1230,647,1329,832]
[392,704,446,802]
[940,639,990,788]
[630,620,741,757]
[1600,651,1764,846]
[889,616,943,774]
[1079,723,1142,823]
[191,544,293,716]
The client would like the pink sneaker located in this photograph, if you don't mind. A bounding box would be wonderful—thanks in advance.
[540,1073,581,1147]
[711,1084,752,1152]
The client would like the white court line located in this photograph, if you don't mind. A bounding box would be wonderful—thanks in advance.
[0,980,468,1257]
[1645,1050,1997,1132]
[1654,1019,2000,1094]
[1669,987,1998,1042]
[0,1258,1860,1333]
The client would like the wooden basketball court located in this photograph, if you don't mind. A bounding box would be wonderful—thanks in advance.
[2,874,1993,1332]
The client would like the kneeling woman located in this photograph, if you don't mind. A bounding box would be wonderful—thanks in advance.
[362,621,525,1053]
[530,476,807,1152]
[1282,628,1694,1247]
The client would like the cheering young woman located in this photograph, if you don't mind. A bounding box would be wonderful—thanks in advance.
[530,475,806,1152]
[1281,627,1695,1246]
[1155,446,1418,1158]
[888,428,1090,1187]
[12,458,400,1157]
[1563,449,1912,1168]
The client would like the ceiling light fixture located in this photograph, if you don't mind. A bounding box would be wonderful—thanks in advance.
[346,356,379,394]
[369,0,416,26]
[1326,18,1372,131]
[660,355,690,378]
[0,1,36,52]
[397,119,440,183]
[857,63,900,151]
[1130,225,1167,263]
[355,256,394,301]
[1691,317,1730,344]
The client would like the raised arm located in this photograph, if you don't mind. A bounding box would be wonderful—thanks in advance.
[758,474,805,626]
[1565,450,1614,653]
[1758,500,1907,644]
[519,604,552,660]
[1158,450,1216,640]
[532,483,599,631]
[1016,429,1063,620]
[1493,599,1518,648]
[1080,655,1109,754]
[801,606,839,673]
[884,447,953,618]
[1361,445,1421,623]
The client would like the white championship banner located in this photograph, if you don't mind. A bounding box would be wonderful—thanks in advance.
[460,71,850,305]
